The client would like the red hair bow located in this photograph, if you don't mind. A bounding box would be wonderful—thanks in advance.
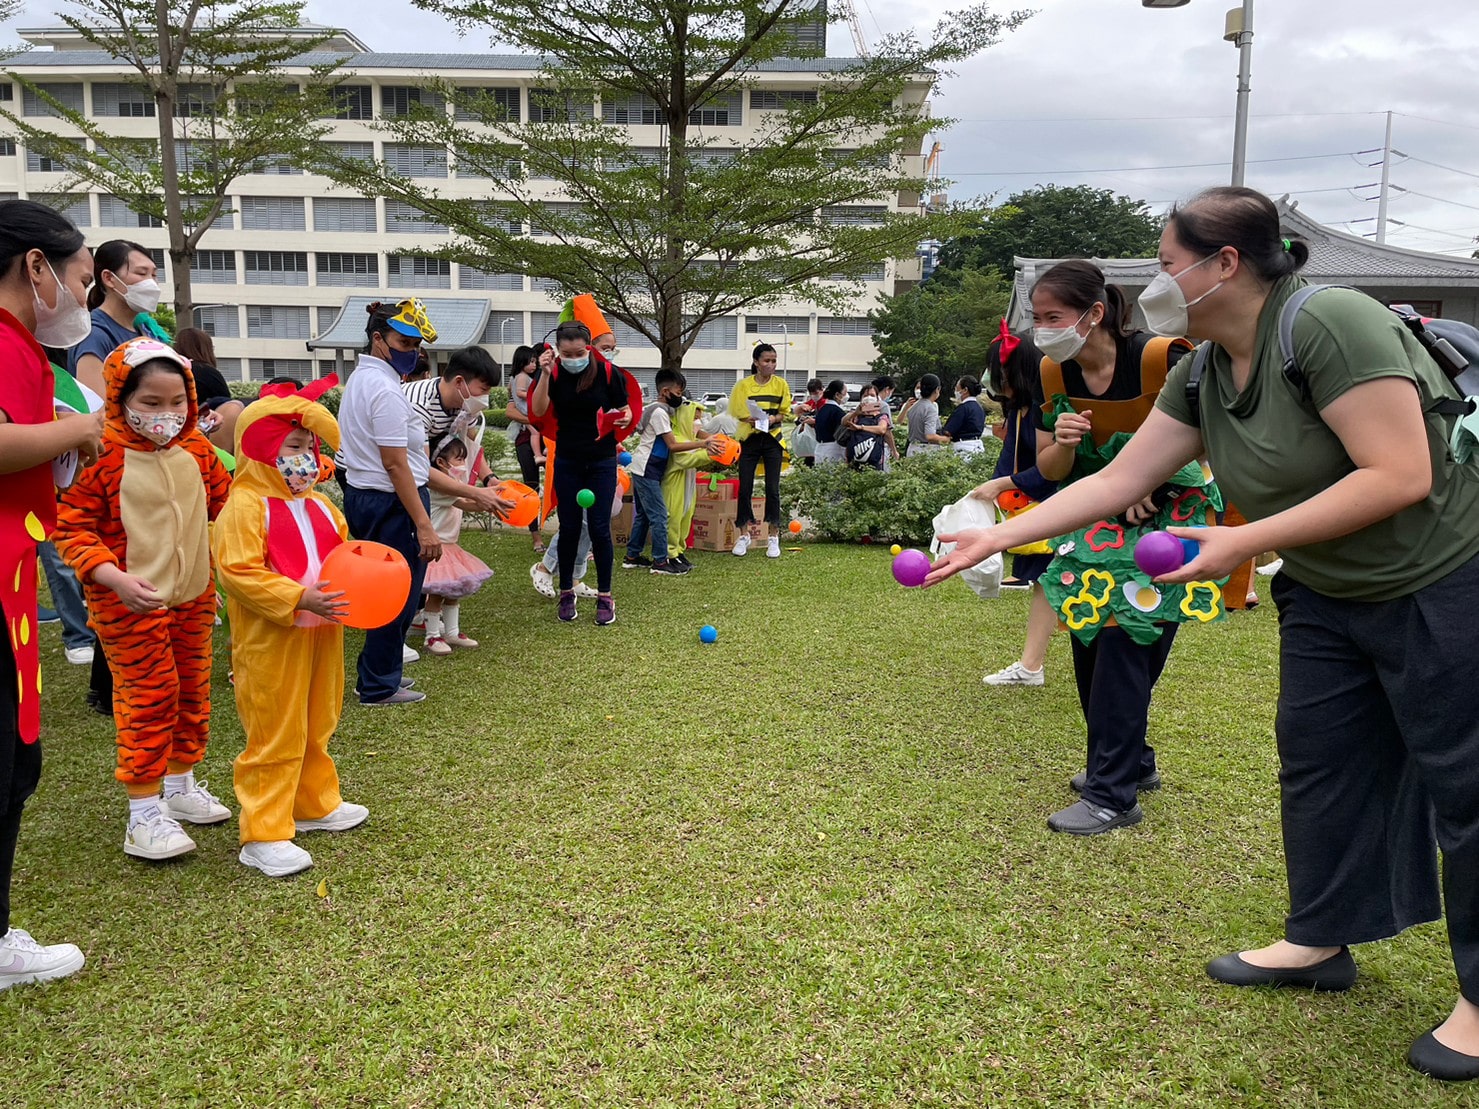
[996,318,1019,362]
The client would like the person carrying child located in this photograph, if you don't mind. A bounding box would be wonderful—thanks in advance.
[421,432,493,652]
[212,383,368,877]
[622,369,717,575]
[53,337,232,861]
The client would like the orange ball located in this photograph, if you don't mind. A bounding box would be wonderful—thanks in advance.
[320,541,411,630]
[788,520,802,534]
[709,434,740,467]
[616,466,632,497]
[996,489,1033,513]
[492,480,540,528]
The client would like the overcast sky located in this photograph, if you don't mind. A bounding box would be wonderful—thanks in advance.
[8,0,1479,257]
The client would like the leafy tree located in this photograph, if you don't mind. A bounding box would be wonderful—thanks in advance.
[1,1,342,317]
[320,0,1030,369]
[938,185,1164,279]
[868,264,1011,391]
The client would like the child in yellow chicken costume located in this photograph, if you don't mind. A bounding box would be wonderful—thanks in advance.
[212,384,368,878]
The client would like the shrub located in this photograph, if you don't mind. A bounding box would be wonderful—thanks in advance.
[781,444,1002,546]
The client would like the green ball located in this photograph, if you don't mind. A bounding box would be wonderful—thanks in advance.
[576,488,596,509]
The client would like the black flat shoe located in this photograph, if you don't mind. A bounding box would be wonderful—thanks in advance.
[1206,947,1357,992]
[1408,1027,1479,1081]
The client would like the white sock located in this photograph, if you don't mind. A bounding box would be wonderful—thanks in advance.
[443,604,460,640]
[128,794,161,822]
[162,771,193,798]
[424,611,444,640]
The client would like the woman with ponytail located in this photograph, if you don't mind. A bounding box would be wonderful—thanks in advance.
[928,186,1479,1082]
[66,240,159,399]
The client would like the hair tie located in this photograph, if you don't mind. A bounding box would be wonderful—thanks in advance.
[1281,238,1292,252]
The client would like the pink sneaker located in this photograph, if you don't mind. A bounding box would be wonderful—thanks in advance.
[424,636,452,656]
[445,632,479,649]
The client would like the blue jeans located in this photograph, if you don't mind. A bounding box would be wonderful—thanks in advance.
[343,483,430,703]
[552,455,617,592]
[38,540,92,650]
[542,524,591,581]
[626,474,668,562]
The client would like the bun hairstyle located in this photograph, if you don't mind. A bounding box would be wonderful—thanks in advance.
[1031,259,1133,340]
[88,238,151,310]
[1167,186,1309,283]
[364,300,396,347]
[823,378,848,401]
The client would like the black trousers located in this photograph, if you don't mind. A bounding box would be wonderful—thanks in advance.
[0,621,43,936]
[552,454,616,592]
[735,433,783,528]
[343,483,430,703]
[1070,624,1176,812]
[515,435,542,534]
[1272,558,1479,1003]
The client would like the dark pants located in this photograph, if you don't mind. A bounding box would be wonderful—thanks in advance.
[552,454,616,592]
[1272,558,1479,1002]
[736,433,783,528]
[38,540,92,651]
[515,435,542,534]
[89,637,112,707]
[0,624,42,936]
[343,482,430,703]
[1071,624,1177,812]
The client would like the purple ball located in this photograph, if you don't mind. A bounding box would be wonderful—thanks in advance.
[892,548,931,588]
[1133,531,1185,577]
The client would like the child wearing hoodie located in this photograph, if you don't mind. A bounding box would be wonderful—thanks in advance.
[212,384,367,877]
[53,337,232,861]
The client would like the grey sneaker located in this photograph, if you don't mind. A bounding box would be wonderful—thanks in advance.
[1047,800,1144,836]
[983,662,1044,687]
[359,687,426,707]
[1070,769,1162,794]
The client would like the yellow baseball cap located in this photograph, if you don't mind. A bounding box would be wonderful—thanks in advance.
[385,298,438,344]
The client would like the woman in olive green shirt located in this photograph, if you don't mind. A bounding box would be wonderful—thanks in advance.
[927,186,1479,1083]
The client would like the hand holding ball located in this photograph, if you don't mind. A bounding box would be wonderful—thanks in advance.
[891,548,931,588]
[1133,531,1186,577]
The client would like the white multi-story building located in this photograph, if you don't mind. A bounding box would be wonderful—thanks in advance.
[2,24,928,393]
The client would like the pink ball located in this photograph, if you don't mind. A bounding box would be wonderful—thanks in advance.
[1133,531,1185,577]
[892,548,931,588]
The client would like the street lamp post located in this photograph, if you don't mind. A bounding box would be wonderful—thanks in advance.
[1143,0,1254,187]
[777,324,789,376]
[499,316,515,365]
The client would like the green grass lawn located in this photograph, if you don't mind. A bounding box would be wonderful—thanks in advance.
[10,530,1474,1108]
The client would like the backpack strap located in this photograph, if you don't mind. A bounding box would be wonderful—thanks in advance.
[1184,342,1215,428]
[1277,284,1354,404]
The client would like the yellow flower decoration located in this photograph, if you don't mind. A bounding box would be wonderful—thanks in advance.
[1078,569,1115,607]
[1061,592,1107,632]
[1180,581,1223,623]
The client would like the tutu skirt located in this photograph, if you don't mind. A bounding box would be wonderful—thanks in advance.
[422,542,492,601]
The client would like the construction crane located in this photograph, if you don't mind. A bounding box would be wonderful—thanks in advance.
[836,0,870,57]
[922,140,947,212]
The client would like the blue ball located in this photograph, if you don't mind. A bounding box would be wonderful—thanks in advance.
[1180,537,1201,563]
[699,624,718,645]
[618,451,633,466]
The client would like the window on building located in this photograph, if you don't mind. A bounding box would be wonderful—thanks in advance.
[385,201,447,235]
[25,140,84,174]
[480,312,524,345]
[745,314,810,334]
[322,141,376,164]
[22,83,83,118]
[315,306,338,333]
[313,197,378,234]
[816,316,873,336]
[238,195,306,232]
[604,147,662,172]
[327,86,372,121]
[820,205,887,226]
[383,143,449,179]
[829,262,887,281]
[246,305,311,340]
[689,148,738,170]
[749,90,819,110]
[470,202,524,236]
[1397,299,1443,317]
[386,255,452,289]
[194,305,240,338]
[32,193,90,227]
[249,358,312,381]
[602,92,662,126]
[193,250,237,284]
[610,318,656,352]
[176,84,219,119]
[98,194,164,229]
[529,202,588,237]
[249,152,304,176]
[243,250,309,285]
[0,140,13,157]
[531,311,562,341]
[528,153,585,181]
[0,84,11,102]
[91,82,155,118]
[381,86,446,119]
[215,357,243,381]
[316,252,379,287]
[234,82,299,117]
[531,276,563,295]
[529,88,593,123]
[144,248,166,274]
[826,148,889,171]
[453,146,520,179]
[689,90,741,127]
[453,86,519,122]
[459,267,523,291]
[174,140,221,175]
[685,316,738,350]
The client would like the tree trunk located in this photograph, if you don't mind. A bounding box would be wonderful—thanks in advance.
[659,17,688,373]
[153,9,192,323]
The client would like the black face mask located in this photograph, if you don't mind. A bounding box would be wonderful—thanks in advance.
[664,393,684,408]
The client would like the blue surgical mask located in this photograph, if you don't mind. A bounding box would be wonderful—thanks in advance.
[562,354,590,372]
[388,346,420,376]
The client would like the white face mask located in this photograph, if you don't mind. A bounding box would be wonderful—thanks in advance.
[31,259,92,348]
[1033,308,1093,364]
[121,276,162,314]
[1138,254,1222,337]
[126,406,187,446]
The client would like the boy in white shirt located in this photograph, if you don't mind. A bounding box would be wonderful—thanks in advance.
[622,369,715,575]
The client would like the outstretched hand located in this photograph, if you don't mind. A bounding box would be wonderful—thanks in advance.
[923,528,1003,588]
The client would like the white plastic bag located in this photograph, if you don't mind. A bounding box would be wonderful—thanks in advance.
[930,494,1004,599]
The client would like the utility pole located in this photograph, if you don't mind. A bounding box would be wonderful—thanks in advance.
[1227,0,1254,187]
[1376,110,1394,245]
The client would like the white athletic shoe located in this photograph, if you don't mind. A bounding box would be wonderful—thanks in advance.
[64,645,94,666]
[162,779,232,825]
[732,534,751,557]
[402,643,420,665]
[239,840,314,878]
[1255,558,1284,577]
[0,928,85,990]
[766,536,781,559]
[124,807,197,860]
[295,801,369,834]
[982,662,1045,687]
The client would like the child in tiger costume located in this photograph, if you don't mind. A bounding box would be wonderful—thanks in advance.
[212,384,368,878]
[52,337,232,861]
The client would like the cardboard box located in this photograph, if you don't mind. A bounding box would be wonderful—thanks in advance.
[690,498,738,551]
[611,494,634,546]
[695,476,739,503]
[745,497,768,542]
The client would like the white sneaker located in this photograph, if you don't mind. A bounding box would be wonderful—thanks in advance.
[766,536,781,558]
[732,534,751,557]
[1255,558,1284,577]
[530,563,557,598]
[424,635,453,657]
[295,801,369,834]
[401,643,420,665]
[445,632,479,649]
[982,662,1045,687]
[239,840,313,878]
[573,582,599,599]
[0,928,85,990]
[162,779,232,825]
[64,645,94,665]
[124,807,196,860]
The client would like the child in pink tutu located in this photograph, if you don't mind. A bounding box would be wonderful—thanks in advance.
[422,434,493,655]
